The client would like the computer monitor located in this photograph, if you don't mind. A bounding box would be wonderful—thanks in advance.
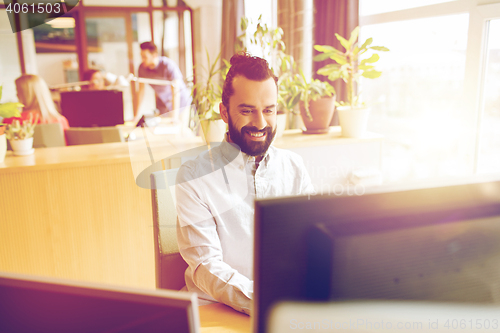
[60,90,124,127]
[254,179,500,333]
[0,272,200,333]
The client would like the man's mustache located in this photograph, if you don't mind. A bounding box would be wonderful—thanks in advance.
[242,126,272,134]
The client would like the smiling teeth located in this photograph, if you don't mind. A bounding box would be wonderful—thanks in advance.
[250,132,264,137]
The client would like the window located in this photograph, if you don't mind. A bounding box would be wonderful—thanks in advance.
[360,0,500,183]
[477,18,500,174]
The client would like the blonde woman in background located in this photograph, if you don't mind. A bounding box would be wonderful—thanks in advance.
[2,74,69,131]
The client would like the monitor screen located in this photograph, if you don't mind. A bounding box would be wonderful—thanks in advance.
[254,180,500,333]
[60,90,124,127]
[0,272,200,333]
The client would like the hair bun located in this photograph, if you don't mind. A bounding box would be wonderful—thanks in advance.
[230,52,252,66]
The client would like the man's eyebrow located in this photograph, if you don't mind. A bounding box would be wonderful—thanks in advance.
[237,103,277,109]
[237,103,256,109]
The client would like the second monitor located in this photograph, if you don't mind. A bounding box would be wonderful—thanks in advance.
[60,90,124,127]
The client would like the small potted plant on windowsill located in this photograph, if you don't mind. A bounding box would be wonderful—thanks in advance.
[291,68,336,134]
[0,85,23,162]
[5,115,37,156]
[314,26,389,138]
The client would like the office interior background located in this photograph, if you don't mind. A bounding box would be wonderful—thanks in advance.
[1,0,499,185]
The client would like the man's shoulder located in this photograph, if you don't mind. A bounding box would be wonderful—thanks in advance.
[269,145,306,166]
[159,56,176,68]
[176,145,225,182]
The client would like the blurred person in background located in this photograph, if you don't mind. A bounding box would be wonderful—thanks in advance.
[2,74,69,131]
[83,69,106,90]
[134,41,191,122]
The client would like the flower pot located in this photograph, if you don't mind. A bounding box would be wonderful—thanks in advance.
[299,97,335,134]
[201,119,227,144]
[337,106,371,138]
[275,112,287,139]
[9,137,34,156]
[0,133,6,163]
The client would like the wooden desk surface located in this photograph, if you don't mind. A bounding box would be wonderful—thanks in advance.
[199,303,251,333]
[0,126,382,174]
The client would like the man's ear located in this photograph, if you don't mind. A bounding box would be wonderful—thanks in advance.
[220,102,229,124]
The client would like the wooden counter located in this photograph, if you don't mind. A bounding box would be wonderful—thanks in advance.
[0,127,382,289]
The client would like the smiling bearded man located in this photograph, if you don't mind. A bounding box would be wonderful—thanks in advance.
[174,52,315,315]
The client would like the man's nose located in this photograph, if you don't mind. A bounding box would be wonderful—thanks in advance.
[251,111,267,130]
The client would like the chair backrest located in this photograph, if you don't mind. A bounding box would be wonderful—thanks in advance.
[65,127,124,145]
[33,123,66,148]
[151,168,188,290]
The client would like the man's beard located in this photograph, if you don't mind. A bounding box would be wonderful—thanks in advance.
[227,113,276,157]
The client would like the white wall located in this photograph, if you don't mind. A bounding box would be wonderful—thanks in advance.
[36,53,78,86]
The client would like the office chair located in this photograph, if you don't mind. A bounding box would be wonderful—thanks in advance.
[151,168,188,290]
[33,123,66,148]
[65,127,124,145]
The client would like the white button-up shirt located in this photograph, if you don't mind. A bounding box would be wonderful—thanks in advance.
[175,135,314,314]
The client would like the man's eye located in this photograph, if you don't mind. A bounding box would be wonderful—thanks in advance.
[264,109,274,114]
[241,109,252,114]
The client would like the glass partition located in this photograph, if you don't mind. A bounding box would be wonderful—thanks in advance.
[0,9,22,104]
[86,16,134,120]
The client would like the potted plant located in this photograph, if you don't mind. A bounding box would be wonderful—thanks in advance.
[314,26,389,138]
[5,115,37,156]
[0,85,23,162]
[191,50,228,144]
[290,68,336,134]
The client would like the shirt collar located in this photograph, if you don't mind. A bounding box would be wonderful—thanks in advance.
[220,132,274,168]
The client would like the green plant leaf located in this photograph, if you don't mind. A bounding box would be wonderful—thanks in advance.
[330,53,347,65]
[348,26,360,47]
[370,46,390,52]
[360,53,379,65]
[0,102,22,119]
[362,70,382,79]
[0,86,3,101]
[313,45,339,53]
[326,71,341,82]
[358,65,375,70]
[288,91,301,111]
[313,53,333,62]
[317,64,341,77]
[240,17,248,31]
[359,37,373,51]
[335,33,351,51]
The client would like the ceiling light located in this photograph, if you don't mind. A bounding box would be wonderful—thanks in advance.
[46,17,75,29]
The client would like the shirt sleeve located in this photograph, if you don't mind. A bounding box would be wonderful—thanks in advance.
[138,64,146,78]
[175,165,252,315]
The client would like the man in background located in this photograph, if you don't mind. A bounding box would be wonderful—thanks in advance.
[135,41,191,120]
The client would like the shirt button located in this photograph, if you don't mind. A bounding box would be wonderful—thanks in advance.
[239,165,244,170]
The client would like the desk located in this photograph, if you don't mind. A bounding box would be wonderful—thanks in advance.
[0,127,382,289]
[199,303,250,333]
